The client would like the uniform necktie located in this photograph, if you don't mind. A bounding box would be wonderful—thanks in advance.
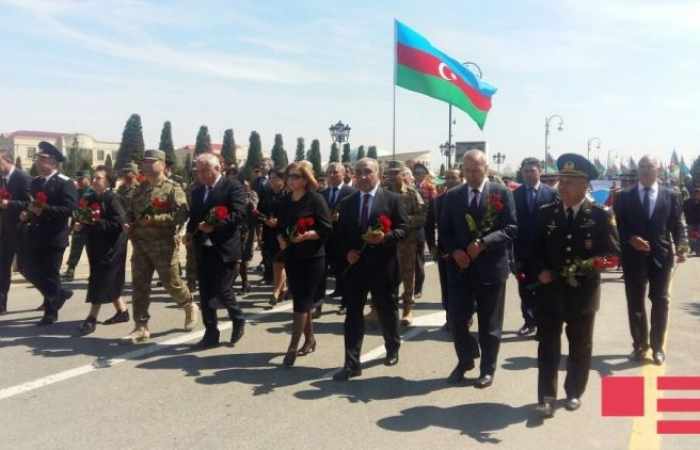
[331,187,338,207]
[360,193,371,230]
[566,207,574,229]
[643,187,651,219]
[527,188,536,213]
[470,189,479,210]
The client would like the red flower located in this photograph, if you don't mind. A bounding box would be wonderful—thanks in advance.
[516,272,527,282]
[378,214,392,233]
[35,191,48,206]
[489,193,504,212]
[152,197,169,210]
[0,188,11,201]
[89,202,101,211]
[690,230,700,240]
[214,206,229,221]
[79,197,89,208]
[295,216,315,234]
[592,256,619,270]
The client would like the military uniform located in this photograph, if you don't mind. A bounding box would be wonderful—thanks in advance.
[116,163,140,216]
[63,173,93,279]
[126,150,196,341]
[532,154,620,416]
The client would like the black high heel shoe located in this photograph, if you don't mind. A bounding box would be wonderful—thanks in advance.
[268,293,279,306]
[297,338,317,356]
[283,349,297,367]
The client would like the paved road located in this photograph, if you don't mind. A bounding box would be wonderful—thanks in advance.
[1,250,699,450]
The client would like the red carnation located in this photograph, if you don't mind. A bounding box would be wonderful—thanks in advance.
[214,206,229,221]
[89,202,101,211]
[0,188,12,201]
[489,193,504,212]
[35,191,48,206]
[79,197,89,208]
[152,197,169,210]
[516,272,527,282]
[295,216,315,235]
[378,214,392,233]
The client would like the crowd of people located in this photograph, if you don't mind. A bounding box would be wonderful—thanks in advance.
[0,141,697,418]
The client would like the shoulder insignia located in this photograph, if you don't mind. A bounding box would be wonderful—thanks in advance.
[58,174,70,181]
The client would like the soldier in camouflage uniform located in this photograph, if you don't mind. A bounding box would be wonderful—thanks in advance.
[385,161,425,326]
[115,162,140,213]
[122,150,198,343]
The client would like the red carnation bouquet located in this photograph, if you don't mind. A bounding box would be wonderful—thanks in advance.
[465,192,504,238]
[0,188,11,202]
[73,197,102,224]
[205,205,229,225]
[24,191,48,222]
[344,214,393,275]
[141,196,170,219]
[286,216,315,241]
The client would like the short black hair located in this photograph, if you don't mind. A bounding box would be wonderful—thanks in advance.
[520,157,541,170]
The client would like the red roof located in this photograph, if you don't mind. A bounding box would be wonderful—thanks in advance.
[5,130,69,139]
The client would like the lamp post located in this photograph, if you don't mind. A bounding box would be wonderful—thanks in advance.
[446,62,483,169]
[586,137,601,161]
[439,142,455,170]
[544,114,564,173]
[329,120,351,146]
[492,152,506,174]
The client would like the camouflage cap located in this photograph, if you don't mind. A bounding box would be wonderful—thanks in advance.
[385,160,406,173]
[120,162,139,175]
[143,149,166,161]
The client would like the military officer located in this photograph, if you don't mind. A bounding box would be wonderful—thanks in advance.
[116,162,140,213]
[532,153,620,418]
[122,149,198,343]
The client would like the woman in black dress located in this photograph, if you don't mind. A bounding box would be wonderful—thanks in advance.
[259,169,288,304]
[76,166,129,335]
[276,162,332,366]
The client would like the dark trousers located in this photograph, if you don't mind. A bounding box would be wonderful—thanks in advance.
[415,239,426,294]
[437,256,448,311]
[343,261,401,371]
[623,259,673,352]
[66,231,86,269]
[516,259,538,327]
[197,246,245,337]
[0,236,18,310]
[447,264,506,376]
[537,313,595,402]
[21,246,67,319]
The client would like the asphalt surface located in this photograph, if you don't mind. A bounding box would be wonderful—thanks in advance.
[1,248,699,450]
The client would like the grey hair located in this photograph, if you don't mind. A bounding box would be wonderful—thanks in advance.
[639,154,660,168]
[355,157,379,172]
[196,153,220,170]
[463,149,488,166]
[326,162,345,174]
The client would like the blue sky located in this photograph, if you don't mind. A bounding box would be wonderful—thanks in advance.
[1,0,698,171]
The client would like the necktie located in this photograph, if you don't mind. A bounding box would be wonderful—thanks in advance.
[203,186,211,204]
[360,193,371,230]
[0,176,6,189]
[643,187,651,219]
[566,207,574,229]
[331,187,338,207]
[470,189,479,210]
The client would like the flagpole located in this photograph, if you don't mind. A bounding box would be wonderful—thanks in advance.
[392,19,397,160]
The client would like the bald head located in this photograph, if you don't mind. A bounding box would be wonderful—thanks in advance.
[638,154,660,187]
[462,149,488,188]
[355,157,380,193]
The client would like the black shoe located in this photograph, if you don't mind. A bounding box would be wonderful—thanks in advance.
[518,324,537,336]
[332,367,362,381]
[79,317,97,336]
[328,290,342,299]
[37,314,57,326]
[268,294,279,306]
[55,290,73,311]
[337,305,346,315]
[564,397,581,411]
[230,320,245,346]
[103,310,130,325]
[384,350,399,366]
[0,306,7,316]
[630,348,648,362]
[475,374,494,389]
[193,335,220,350]
[61,268,74,281]
[653,351,666,366]
[446,363,473,384]
[312,306,322,319]
[537,401,555,418]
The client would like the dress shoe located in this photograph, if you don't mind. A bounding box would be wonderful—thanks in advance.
[37,315,57,326]
[332,367,362,381]
[193,335,220,350]
[518,324,537,336]
[102,310,130,325]
[564,397,581,411]
[364,308,379,322]
[447,362,474,384]
[55,290,73,310]
[183,302,199,331]
[384,350,400,366]
[475,374,494,389]
[536,401,555,418]
[630,348,648,362]
[61,268,74,281]
[328,290,342,299]
[78,317,97,336]
[653,351,666,366]
[230,320,245,345]
[297,337,317,356]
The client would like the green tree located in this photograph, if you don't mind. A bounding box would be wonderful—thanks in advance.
[367,145,378,160]
[270,133,288,169]
[159,121,176,167]
[295,137,305,161]
[242,131,264,180]
[307,139,323,177]
[115,113,145,170]
[341,143,351,163]
[356,145,366,160]
[439,163,446,177]
[184,153,193,183]
[194,125,212,155]
[65,137,80,177]
[221,129,236,166]
[104,153,113,174]
[329,142,340,163]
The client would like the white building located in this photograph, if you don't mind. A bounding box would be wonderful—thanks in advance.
[0,130,120,168]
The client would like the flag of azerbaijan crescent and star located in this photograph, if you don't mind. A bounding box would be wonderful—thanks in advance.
[395,20,497,130]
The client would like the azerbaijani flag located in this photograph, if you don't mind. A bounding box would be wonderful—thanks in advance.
[394,20,497,130]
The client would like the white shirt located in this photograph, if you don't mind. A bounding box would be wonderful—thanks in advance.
[467,179,488,208]
[563,197,587,219]
[203,174,222,203]
[638,182,658,219]
[358,182,380,220]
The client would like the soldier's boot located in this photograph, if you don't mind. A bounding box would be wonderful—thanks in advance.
[184,302,199,331]
[401,303,414,326]
[121,323,150,344]
[364,307,379,322]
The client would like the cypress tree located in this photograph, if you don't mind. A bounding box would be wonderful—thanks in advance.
[341,143,351,163]
[270,133,289,169]
[221,129,236,166]
[194,125,212,155]
[115,113,145,170]
[105,153,113,174]
[329,142,340,163]
[242,131,264,180]
[159,121,176,167]
[356,145,366,160]
[367,145,378,160]
[308,139,323,177]
[295,137,305,161]
[439,163,446,177]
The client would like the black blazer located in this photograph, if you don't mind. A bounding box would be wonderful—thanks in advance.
[613,185,687,268]
[337,187,408,270]
[438,181,518,284]
[83,190,128,265]
[321,184,356,211]
[19,173,77,249]
[513,183,558,261]
[1,168,32,240]
[187,177,247,263]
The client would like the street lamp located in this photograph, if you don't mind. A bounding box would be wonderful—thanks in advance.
[587,137,602,161]
[439,142,455,169]
[329,120,351,145]
[544,114,564,173]
[492,152,506,174]
[446,61,483,169]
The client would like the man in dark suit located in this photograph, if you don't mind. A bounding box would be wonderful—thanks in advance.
[333,158,408,381]
[0,149,32,314]
[613,155,687,365]
[187,153,247,348]
[513,157,558,336]
[439,150,518,388]
[533,154,620,417]
[320,162,356,306]
[17,142,77,325]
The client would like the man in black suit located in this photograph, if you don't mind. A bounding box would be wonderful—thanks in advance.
[320,162,356,304]
[333,158,408,381]
[17,142,77,325]
[533,154,620,417]
[512,157,558,336]
[187,153,247,348]
[613,155,688,365]
[439,149,517,388]
[0,149,32,314]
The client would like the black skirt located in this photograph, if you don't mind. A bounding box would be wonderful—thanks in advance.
[285,256,325,313]
[85,235,127,304]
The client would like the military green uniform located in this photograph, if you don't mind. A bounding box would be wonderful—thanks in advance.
[128,174,192,325]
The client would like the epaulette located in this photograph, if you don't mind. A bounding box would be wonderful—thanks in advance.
[58,174,70,181]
